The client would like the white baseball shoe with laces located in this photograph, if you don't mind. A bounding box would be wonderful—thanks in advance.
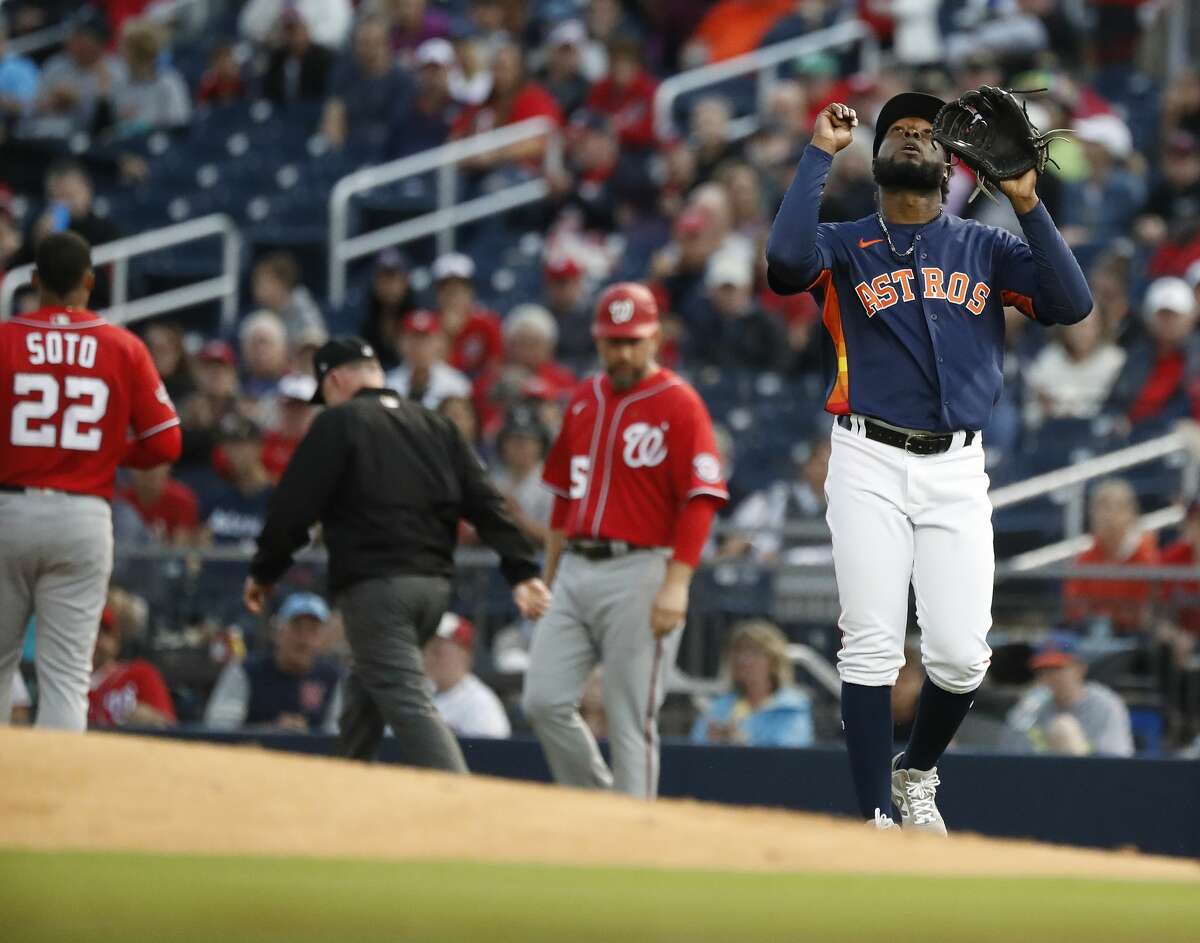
[891,754,948,836]
[869,807,899,831]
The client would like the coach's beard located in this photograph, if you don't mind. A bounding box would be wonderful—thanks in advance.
[607,366,637,391]
[872,154,945,193]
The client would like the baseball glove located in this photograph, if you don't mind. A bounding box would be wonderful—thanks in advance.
[932,85,1068,203]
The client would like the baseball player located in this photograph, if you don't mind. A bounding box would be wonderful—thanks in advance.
[0,232,181,730]
[522,282,728,799]
[766,95,1093,831]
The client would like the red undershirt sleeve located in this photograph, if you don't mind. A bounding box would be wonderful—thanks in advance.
[671,496,720,568]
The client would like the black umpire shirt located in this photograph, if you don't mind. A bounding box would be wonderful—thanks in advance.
[250,387,540,594]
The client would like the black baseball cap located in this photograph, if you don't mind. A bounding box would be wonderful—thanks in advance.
[311,335,377,404]
[873,92,946,156]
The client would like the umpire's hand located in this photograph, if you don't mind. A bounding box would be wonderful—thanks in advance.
[513,578,552,620]
[243,576,272,615]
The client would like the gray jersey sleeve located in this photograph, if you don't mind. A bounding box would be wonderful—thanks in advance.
[1079,684,1135,757]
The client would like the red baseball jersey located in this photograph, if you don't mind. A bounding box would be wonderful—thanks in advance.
[543,368,728,546]
[0,307,180,499]
[88,659,177,727]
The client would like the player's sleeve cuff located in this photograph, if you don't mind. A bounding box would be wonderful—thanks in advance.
[136,417,182,439]
[685,487,730,502]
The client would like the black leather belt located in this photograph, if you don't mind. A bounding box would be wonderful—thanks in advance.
[0,484,22,493]
[567,539,652,561]
[837,414,974,455]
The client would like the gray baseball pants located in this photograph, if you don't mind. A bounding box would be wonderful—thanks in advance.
[522,549,681,799]
[335,573,468,773]
[0,491,113,730]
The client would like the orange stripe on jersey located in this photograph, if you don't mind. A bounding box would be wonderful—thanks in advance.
[815,269,850,415]
[1001,289,1036,320]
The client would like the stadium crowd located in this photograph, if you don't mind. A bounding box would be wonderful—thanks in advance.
[2,0,1199,757]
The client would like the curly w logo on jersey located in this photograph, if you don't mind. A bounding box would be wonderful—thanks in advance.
[854,267,991,318]
[622,422,668,468]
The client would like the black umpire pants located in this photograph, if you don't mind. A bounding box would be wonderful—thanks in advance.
[335,573,468,773]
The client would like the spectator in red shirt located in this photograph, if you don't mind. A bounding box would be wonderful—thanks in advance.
[1064,478,1160,633]
[431,253,503,377]
[196,40,245,106]
[261,373,319,481]
[1159,500,1200,662]
[1105,278,1199,427]
[584,35,658,151]
[473,303,575,437]
[88,607,176,729]
[451,38,562,172]
[119,465,200,544]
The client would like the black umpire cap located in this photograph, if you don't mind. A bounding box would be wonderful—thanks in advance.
[311,335,377,404]
[873,92,946,157]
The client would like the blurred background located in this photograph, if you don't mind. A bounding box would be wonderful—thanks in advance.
[2,0,1200,767]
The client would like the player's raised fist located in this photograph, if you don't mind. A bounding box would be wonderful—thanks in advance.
[812,102,857,156]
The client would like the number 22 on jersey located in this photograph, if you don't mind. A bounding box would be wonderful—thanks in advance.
[11,373,110,451]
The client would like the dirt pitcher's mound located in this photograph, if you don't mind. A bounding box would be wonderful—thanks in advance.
[1,729,1195,881]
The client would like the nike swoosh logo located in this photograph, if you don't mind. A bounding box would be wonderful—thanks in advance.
[858,238,884,249]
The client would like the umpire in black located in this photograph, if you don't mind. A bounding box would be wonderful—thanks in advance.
[243,336,551,772]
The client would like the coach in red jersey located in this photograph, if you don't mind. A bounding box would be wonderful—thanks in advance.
[521,282,728,798]
[0,232,181,731]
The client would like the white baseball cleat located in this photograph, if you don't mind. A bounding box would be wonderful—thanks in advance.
[869,807,899,831]
[891,753,948,836]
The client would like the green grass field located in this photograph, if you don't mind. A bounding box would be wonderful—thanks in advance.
[2,850,1198,943]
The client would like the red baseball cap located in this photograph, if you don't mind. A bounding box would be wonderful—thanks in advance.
[402,310,442,335]
[1029,632,1080,671]
[435,612,475,649]
[544,255,583,281]
[592,282,659,339]
[197,339,236,366]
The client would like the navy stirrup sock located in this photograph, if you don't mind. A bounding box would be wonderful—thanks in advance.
[840,682,894,820]
[901,677,977,771]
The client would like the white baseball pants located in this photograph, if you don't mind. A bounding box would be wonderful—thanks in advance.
[825,417,993,693]
[0,490,113,729]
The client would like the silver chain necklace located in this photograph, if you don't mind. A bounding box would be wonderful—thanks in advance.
[876,211,942,259]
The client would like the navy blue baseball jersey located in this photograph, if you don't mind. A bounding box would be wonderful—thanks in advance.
[767,145,1093,432]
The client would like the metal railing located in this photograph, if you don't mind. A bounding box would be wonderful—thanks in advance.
[10,23,70,58]
[327,118,562,308]
[989,428,1200,541]
[653,19,877,142]
[0,214,242,332]
[9,0,210,57]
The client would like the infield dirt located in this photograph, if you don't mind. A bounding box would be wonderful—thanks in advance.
[1,728,1196,881]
